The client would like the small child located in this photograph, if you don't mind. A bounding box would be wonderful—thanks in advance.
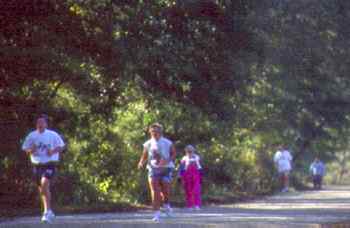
[178,145,202,210]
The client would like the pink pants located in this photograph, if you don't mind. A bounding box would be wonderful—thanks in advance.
[182,164,201,208]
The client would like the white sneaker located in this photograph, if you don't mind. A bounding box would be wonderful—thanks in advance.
[152,211,161,222]
[41,211,55,223]
[194,206,201,211]
[41,214,48,223]
[281,187,289,193]
[163,204,173,216]
[186,207,194,211]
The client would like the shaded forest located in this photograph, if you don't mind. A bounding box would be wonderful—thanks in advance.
[1,0,350,212]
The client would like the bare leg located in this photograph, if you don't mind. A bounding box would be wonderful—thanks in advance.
[283,173,289,190]
[39,177,51,213]
[160,181,171,205]
[280,173,289,191]
[148,177,161,211]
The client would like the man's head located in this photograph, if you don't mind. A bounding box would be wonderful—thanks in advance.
[149,123,163,140]
[36,114,48,132]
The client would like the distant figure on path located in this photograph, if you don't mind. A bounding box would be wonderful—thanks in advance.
[138,123,176,222]
[22,114,65,223]
[273,145,293,192]
[178,145,203,210]
[309,157,326,190]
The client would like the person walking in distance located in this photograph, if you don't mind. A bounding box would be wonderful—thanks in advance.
[309,157,326,190]
[138,123,176,222]
[273,145,292,192]
[178,145,203,210]
[22,114,65,223]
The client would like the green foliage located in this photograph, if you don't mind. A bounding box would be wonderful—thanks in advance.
[1,0,350,211]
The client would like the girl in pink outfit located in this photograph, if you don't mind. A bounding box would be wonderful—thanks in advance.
[179,145,202,210]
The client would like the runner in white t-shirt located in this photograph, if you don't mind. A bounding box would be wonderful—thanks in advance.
[22,114,65,223]
[273,145,292,192]
[138,123,176,222]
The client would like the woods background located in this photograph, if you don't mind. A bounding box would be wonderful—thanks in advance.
[1,0,350,214]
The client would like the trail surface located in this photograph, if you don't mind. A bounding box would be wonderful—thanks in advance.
[2,186,350,227]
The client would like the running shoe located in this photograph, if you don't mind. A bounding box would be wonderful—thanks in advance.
[163,204,173,217]
[41,211,55,223]
[194,206,201,211]
[152,211,161,222]
[281,187,289,193]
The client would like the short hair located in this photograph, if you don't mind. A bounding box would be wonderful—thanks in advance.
[185,145,196,152]
[149,123,163,133]
[37,114,49,123]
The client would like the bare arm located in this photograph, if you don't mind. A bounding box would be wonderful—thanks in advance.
[138,148,148,169]
[24,144,37,156]
[170,145,176,162]
[47,146,65,156]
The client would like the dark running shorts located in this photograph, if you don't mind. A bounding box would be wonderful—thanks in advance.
[32,163,57,186]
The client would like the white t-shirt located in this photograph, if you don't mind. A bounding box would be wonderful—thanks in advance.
[22,129,65,164]
[143,137,174,169]
[274,150,292,173]
[181,153,202,170]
